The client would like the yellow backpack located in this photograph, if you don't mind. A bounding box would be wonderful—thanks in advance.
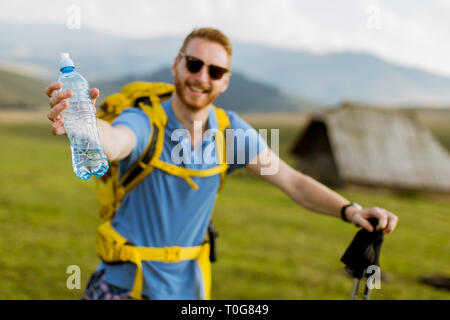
[94,82,230,300]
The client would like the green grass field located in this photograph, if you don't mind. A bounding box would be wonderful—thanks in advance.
[0,120,449,300]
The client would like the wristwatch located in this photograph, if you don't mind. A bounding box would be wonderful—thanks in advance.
[341,202,362,222]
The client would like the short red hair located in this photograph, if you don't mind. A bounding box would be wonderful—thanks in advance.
[179,27,233,58]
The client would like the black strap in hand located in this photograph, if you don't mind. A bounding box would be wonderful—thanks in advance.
[341,218,384,279]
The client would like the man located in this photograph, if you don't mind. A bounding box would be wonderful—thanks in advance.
[45,28,398,300]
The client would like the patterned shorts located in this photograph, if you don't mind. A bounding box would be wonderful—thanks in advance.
[82,270,151,300]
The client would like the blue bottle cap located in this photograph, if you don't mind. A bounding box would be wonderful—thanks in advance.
[59,52,75,71]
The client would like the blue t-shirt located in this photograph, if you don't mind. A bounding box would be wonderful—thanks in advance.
[97,98,268,299]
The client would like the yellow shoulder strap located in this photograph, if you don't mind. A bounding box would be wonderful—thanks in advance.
[213,106,230,191]
[149,105,230,190]
[114,99,167,203]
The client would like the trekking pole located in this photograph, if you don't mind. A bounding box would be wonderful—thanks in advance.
[362,280,371,300]
[341,218,384,300]
[349,278,361,300]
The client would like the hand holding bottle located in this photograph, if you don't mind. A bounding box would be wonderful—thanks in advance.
[46,82,99,136]
[45,53,108,180]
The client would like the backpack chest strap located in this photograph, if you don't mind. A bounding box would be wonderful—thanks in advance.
[150,158,228,190]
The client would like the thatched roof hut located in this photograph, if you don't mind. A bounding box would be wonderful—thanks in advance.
[291,104,450,193]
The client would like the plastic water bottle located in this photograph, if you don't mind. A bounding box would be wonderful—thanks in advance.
[58,53,109,180]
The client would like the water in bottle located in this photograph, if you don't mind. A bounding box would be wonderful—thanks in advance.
[58,53,109,180]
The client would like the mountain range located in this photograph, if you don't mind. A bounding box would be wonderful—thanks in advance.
[1,21,450,107]
[93,67,320,112]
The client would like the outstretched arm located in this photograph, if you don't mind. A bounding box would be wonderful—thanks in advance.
[96,119,136,161]
[245,148,398,234]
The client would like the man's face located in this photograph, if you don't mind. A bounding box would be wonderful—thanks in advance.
[172,38,231,110]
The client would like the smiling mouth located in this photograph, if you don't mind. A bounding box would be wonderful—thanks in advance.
[187,84,210,94]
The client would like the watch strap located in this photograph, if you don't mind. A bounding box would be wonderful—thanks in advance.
[341,203,360,222]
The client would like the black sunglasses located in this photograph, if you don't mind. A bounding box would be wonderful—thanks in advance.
[179,52,229,80]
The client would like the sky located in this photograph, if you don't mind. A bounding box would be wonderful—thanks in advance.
[0,0,449,77]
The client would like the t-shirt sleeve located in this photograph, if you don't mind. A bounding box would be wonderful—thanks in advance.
[112,107,152,174]
[225,110,268,174]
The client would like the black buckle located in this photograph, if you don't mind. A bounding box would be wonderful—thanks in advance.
[208,221,219,263]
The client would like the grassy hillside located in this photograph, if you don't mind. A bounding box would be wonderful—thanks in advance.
[0,68,48,109]
[0,120,448,299]
[0,65,319,114]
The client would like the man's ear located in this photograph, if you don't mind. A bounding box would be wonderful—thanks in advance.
[220,72,231,93]
[171,57,179,78]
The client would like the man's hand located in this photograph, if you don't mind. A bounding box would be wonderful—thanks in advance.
[346,206,398,234]
[45,81,99,135]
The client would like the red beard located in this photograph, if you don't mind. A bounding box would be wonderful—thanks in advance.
[174,72,221,111]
